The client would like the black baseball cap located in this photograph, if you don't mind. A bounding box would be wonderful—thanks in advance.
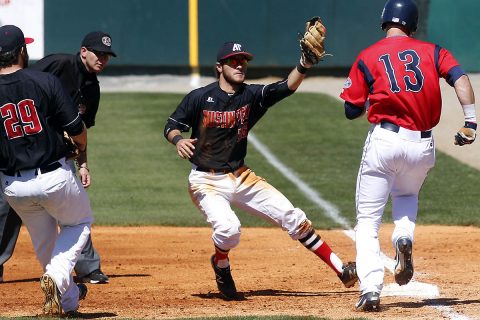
[0,25,34,54]
[81,31,117,57]
[216,41,253,62]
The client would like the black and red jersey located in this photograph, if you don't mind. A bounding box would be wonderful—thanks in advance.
[165,79,294,171]
[0,69,83,172]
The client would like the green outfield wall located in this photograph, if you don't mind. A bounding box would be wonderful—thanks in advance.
[44,0,479,73]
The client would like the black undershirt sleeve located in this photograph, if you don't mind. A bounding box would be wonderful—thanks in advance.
[344,101,365,120]
[261,79,295,108]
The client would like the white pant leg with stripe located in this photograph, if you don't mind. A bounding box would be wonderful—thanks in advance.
[355,125,435,294]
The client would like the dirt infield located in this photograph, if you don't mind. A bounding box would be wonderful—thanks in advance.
[1,225,479,319]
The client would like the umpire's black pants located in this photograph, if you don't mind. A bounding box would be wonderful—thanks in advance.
[0,206,21,267]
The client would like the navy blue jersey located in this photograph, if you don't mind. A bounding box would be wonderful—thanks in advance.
[30,53,100,128]
[164,79,293,170]
[0,69,83,172]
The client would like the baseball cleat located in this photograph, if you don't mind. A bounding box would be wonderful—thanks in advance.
[79,269,109,284]
[210,254,237,300]
[339,261,358,288]
[394,236,414,285]
[40,273,63,316]
[355,291,380,312]
[0,264,3,283]
[77,283,88,300]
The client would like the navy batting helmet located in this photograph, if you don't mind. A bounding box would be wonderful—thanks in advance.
[381,0,418,33]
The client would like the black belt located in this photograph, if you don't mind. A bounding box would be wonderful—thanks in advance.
[380,122,432,138]
[1,161,62,177]
[195,167,234,174]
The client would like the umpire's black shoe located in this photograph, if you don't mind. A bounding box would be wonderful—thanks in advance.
[210,254,237,300]
[338,261,358,288]
[0,264,3,283]
[355,291,380,312]
[79,269,109,284]
[394,236,414,285]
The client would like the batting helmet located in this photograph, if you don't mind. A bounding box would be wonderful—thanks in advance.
[381,0,418,33]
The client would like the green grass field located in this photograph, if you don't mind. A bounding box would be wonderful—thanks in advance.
[87,92,480,228]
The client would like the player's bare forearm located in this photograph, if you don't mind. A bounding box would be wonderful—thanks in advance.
[287,67,307,91]
[70,126,91,186]
[75,150,91,188]
[454,75,475,105]
[167,129,197,159]
[71,124,88,154]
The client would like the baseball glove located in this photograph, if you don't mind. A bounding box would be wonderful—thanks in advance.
[299,17,329,65]
[63,131,80,160]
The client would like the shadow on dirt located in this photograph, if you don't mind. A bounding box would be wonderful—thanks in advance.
[193,288,357,301]
[380,297,480,310]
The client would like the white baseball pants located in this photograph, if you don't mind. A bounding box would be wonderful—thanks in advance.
[1,157,93,312]
[355,124,435,294]
[188,166,309,250]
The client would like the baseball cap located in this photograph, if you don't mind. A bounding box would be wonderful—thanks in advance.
[0,25,34,54]
[81,31,117,57]
[216,42,253,62]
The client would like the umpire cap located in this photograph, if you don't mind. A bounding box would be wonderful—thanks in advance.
[0,25,34,54]
[217,42,253,62]
[81,31,117,57]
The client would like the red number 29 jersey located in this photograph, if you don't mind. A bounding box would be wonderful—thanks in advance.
[340,36,464,131]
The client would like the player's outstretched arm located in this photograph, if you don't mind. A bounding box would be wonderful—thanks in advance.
[453,75,477,146]
[167,129,197,159]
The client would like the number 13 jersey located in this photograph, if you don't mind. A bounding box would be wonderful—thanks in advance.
[340,36,464,131]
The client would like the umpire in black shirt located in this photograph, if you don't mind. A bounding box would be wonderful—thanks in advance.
[0,31,116,284]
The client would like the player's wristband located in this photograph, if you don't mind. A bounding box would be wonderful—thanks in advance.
[464,121,477,130]
[172,135,183,145]
[296,63,308,74]
[462,104,476,123]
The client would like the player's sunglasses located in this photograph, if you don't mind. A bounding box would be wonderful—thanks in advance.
[223,56,249,68]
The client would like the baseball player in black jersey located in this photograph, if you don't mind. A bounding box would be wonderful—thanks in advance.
[164,40,358,300]
[0,31,115,284]
[0,25,92,316]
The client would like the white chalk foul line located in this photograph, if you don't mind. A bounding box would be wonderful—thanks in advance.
[248,132,470,320]
[248,134,350,229]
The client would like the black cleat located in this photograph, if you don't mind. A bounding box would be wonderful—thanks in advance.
[339,262,358,288]
[77,283,88,300]
[355,291,380,312]
[394,237,414,285]
[210,254,237,299]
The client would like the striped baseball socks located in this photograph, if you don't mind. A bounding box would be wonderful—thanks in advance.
[299,230,344,275]
[214,246,230,268]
